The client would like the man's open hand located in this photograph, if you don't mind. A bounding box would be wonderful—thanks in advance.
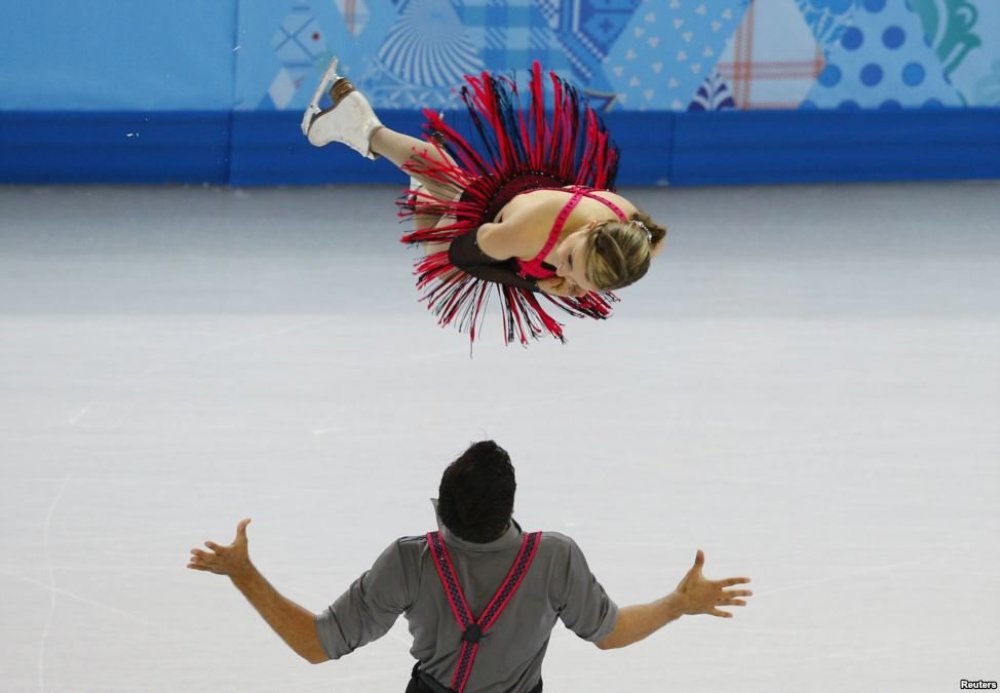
[187,518,253,578]
[673,550,752,618]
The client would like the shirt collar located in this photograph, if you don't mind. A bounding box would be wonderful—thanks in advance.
[431,498,522,553]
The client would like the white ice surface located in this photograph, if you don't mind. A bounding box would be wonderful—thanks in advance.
[0,182,998,692]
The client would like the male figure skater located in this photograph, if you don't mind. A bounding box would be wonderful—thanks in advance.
[188,441,752,692]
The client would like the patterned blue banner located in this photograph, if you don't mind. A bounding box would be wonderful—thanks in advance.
[237,0,1000,112]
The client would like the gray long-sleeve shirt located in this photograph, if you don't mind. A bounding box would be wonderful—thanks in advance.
[316,516,618,693]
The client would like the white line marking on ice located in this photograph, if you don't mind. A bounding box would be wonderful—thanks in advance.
[311,426,343,436]
[38,474,72,693]
[68,401,96,427]
[0,568,145,623]
[753,558,931,599]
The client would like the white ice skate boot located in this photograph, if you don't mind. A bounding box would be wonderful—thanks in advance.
[301,57,382,159]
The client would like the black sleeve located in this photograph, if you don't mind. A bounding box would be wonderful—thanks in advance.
[448,229,540,292]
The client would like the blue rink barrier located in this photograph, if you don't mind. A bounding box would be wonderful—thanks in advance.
[2,109,998,186]
[0,112,232,184]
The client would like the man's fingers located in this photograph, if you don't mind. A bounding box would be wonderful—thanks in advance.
[204,541,221,551]
[693,549,705,570]
[708,608,733,618]
[187,562,226,575]
[721,577,751,587]
[722,598,747,607]
[188,555,212,569]
[187,552,226,574]
[236,518,251,541]
[725,589,753,598]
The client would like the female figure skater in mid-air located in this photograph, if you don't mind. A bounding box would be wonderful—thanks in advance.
[302,58,667,345]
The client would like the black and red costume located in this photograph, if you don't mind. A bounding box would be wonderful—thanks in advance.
[399,62,623,346]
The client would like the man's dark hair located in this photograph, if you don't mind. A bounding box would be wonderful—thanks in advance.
[438,440,516,543]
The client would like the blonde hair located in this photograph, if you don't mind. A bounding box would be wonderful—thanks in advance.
[585,211,667,290]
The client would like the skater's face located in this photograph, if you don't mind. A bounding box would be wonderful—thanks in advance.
[553,228,597,294]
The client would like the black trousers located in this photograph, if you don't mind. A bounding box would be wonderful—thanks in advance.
[406,662,542,693]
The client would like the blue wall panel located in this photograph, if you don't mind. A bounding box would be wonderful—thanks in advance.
[0,112,231,184]
[670,108,1000,185]
[228,111,430,187]
[10,109,992,187]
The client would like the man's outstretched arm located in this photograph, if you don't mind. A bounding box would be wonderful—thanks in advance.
[596,550,752,650]
[187,518,329,664]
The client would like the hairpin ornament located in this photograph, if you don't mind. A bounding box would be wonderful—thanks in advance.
[633,219,653,242]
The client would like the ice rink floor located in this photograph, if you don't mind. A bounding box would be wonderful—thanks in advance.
[1,181,998,692]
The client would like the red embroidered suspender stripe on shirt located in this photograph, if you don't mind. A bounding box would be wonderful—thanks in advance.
[426,531,542,693]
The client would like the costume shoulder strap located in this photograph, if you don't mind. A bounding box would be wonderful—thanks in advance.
[574,188,628,221]
[523,192,586,265]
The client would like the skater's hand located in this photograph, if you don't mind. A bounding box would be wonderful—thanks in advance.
[537,277,587,298]
[188,518,253,578]
[673,550,751,618]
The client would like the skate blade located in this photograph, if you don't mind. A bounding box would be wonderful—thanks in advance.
[300,57,341,136]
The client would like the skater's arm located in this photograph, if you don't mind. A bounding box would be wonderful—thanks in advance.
[450,204,542,262]
[449,204,575,292]
[188,519,328,664]
[449,223,540,291]
[595,593,686,649]
[596,550,752,650]
[455,264,541,291]
[474,222,536,261]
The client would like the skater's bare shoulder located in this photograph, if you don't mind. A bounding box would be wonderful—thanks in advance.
[478,199,561,260]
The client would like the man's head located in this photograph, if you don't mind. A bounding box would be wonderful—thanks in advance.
[438,440,516,543]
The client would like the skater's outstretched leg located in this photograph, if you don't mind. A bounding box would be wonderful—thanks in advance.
[302,58,459,251]
[369,128,453,174]
[302,58,458,194]
[419,213,454,256]
[371,127,462,251]
[408,182,442,246]
[370,127,462,205]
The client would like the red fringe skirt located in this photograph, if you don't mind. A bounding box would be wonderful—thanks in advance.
[399,62,621,346]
